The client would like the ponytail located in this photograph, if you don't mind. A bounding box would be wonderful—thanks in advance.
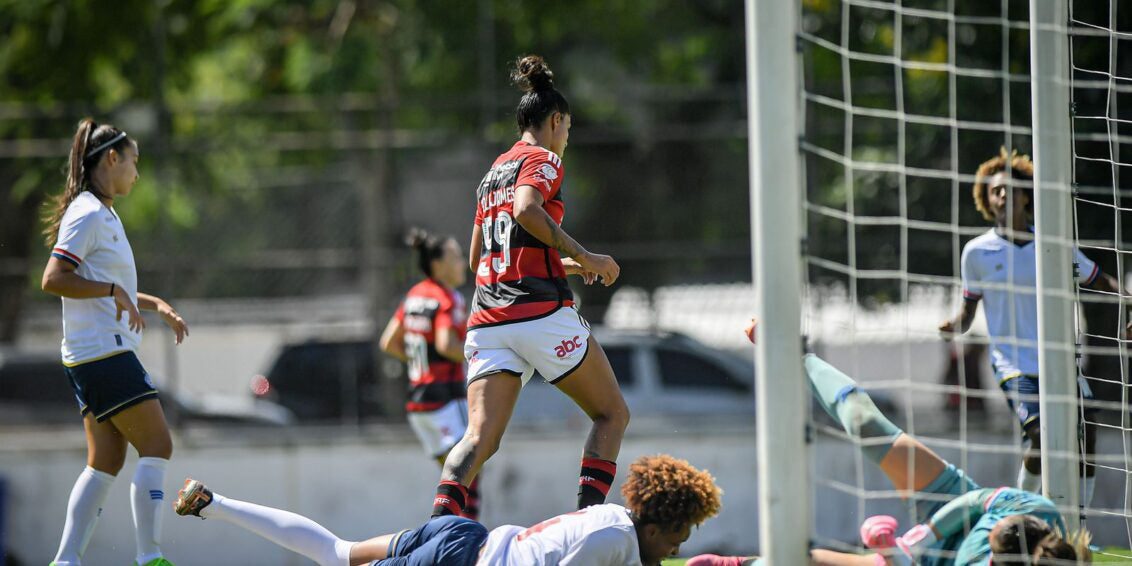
[43,118,132,246]
[405,227,448,278]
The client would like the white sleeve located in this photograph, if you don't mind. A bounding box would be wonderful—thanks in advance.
[1074,248,1100,286]
[559,526,637,566]
[52,209,98,267]
[960,243,982,299]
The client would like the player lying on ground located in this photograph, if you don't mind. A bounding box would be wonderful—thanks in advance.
[173,454,720,566]
[688,321,1091,566]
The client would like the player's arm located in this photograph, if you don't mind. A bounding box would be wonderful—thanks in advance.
[938,296,979,340]
[809,549,880,565]
[512,185,619,285]
[138,292,189,344]
[469,223,483,274]
[434,328,464,363]
[924,488,1000,539]
[41,256,144,333]
[863,488,999,566]
[433,300,465,364]
[379,316,408,362]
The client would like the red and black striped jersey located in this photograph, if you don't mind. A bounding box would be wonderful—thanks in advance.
[469,141,573,329]
[394,278,467,412]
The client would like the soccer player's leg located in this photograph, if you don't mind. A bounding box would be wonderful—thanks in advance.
[107,397,175,566]
[422,400,482,521]
[1000,374,1043,492]
[173,479,357,566]
[53,413,126,566]
[1080,375,1099,508]
[364,515,487,566]
[546,335,630,509]
[803,354,949,494]
[433,370,521,517]
[522,307,629,509]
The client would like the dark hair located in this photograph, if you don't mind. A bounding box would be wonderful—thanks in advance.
[406,228,450,278]
[990,515,1053,562]
[43,118,133,246]
[510,55,570,132]
[990,515,1092,565]
[621,454,722,531]
[973,147,1035,222]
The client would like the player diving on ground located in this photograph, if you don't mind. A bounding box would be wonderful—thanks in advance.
[689,320,1091,566]
[173,454,720,566]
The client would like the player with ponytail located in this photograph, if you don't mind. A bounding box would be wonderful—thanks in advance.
[380,228,481,519]
[427,54,630,519]
[42,119,189,566]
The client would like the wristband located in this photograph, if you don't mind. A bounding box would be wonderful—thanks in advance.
[893,524,937,565]
[109,283,116,297]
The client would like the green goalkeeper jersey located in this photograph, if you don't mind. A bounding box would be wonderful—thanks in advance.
[926,487,1066,565]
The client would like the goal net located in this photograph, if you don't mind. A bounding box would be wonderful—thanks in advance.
[752,0,1132,560]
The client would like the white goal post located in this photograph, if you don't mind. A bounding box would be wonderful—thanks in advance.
[1029,0,1081,530]
[747,0,809,562]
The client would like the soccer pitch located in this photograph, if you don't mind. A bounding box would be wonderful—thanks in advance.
[663,548,1132,564]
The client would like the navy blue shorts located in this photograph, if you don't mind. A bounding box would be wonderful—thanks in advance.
[997,370,1097,431]
[374,516,487,566]
[64,351,158,422]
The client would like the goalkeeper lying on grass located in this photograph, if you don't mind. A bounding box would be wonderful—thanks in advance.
[690,321,1091,566]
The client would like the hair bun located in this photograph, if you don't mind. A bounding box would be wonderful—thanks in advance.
[511,55,554,93]
[405,227,428,248]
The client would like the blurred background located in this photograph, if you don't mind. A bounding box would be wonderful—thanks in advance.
[2,0,1131,564]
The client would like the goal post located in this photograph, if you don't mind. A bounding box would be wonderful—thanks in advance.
[747,0,810,562]
[1029,0,1081,528]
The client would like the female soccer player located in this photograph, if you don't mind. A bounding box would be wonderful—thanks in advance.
[42,119,189,566]
[429,54,630,518]
[938,148,1125,506]
[380,228,482,519]
[173,453,721,566]
[689,321,1091,565]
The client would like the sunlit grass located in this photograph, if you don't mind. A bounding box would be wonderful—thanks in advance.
[664,547,1132,565]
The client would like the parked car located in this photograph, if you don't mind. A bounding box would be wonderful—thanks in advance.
[255,340,385,423]
[256,328,760,426]
[255,328,900,427]
[508,327,757,425]
[0,349,294,427]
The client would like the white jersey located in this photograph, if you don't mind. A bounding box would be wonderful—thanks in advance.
[960,228,1098,376]
[51,191,140,365]
[476,504,642,566]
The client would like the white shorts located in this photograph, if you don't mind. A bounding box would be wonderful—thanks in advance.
[464,306,591,386]
[406,399,469,457]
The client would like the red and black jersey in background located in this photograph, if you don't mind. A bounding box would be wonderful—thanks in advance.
[394,278,467,412]
[469,141,573,329]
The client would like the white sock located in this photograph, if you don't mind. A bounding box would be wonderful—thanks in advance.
[131,457,169,565]
[200,493,354,566]
[1082,476,1096,508]
[53,466,116,565]
[1018,465,1042,493]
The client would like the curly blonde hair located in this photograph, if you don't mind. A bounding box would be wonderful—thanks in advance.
[620,454,722,530]
[972,147,1035,222]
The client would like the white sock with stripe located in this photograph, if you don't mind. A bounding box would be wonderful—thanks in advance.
[53,466,116,565]
[131,457,168,564]
[200,493,355,566]
[1017,464,1042,493]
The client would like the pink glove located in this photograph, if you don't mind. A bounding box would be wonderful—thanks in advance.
[860,515,898,549]
[687,555,746,566]
[889,524,937,566]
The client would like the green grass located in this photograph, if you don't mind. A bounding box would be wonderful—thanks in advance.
[1096,547,1132,563]
[662,547,1132,565]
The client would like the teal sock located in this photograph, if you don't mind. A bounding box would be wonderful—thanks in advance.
[804,354,904,464]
